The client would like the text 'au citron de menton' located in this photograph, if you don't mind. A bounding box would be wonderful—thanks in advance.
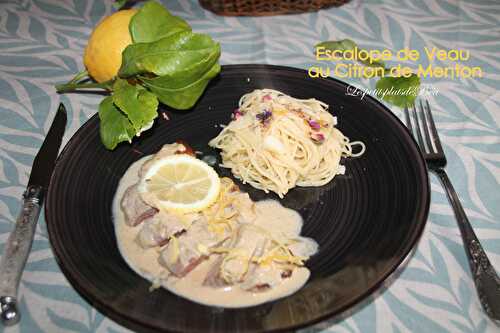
[311,46,483,79]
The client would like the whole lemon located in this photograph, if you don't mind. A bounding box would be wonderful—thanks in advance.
[83,9,137,83]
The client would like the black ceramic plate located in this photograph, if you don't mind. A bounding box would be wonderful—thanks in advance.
[46,65,429,333]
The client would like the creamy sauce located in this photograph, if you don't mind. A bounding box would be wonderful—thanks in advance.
[113,156,316,308]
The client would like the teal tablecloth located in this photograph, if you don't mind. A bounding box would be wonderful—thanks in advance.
[1,0,499,332]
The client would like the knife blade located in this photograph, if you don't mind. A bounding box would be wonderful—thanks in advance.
[0,104,67,326]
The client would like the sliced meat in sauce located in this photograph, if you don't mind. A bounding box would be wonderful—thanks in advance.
[238,238,316,291]
[239,238,316,291]
[230,192,256,224]
[160,220,227,277]
[174,139,195,156]
[240,264,292,292]
[203,225,267,287]
[137,210,196,248]
[120,184,158,226]
[287,237,318,258]
[203,255,227,288]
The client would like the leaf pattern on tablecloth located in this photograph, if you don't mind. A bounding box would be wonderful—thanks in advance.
[0,0,499,332]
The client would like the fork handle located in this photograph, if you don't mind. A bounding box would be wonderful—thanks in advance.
[435,169,500,321]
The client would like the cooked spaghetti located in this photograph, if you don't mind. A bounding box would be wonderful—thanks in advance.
[209,89,365,198]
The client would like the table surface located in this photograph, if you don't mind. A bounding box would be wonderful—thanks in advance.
[1,0,499,332]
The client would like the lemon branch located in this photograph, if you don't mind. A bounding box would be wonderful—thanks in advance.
[68,69,89,84]
[55,69,115,92]
[55,80,114,93]
[54,1,221,150]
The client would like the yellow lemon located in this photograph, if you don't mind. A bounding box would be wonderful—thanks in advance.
[83,9,137,83]
[138,155,221,213]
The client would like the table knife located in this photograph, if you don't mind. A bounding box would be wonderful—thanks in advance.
[0,103,67,326]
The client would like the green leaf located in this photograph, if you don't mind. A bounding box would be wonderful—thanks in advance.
[375,74,421,108]
[141,63,221,109]
[112,78,158,133]
[113,0,129,10]
[358,57,386,70]
[119,31,220,78]
[119,29,220,109]
[315,38,357,52]
[98,96,135,150]
[129,0,191,43]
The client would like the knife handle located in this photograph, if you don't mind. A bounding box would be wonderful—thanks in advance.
[0,185,43,326]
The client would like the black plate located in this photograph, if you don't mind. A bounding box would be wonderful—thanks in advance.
[46,65,429,333]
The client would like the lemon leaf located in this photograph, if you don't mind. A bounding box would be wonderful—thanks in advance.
[98,96,135,150]
[375,74,420,108]
[113,0,129,10]
[315,39,357,53]
[119,30,221,109]
[120,31,219,77]
[129,1,191,43]
[140,63,221,110]
[112,78,158,132]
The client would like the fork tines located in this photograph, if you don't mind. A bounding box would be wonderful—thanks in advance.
[404,100,444,156]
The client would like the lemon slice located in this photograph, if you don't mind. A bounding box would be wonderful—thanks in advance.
[138,155,221,213]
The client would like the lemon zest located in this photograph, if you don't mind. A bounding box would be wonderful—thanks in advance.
[168,235,180,264]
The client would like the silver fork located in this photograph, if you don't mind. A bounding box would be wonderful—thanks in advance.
[404,101,500,323]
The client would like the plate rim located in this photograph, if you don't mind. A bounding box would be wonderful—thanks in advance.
[45,64,430,333]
